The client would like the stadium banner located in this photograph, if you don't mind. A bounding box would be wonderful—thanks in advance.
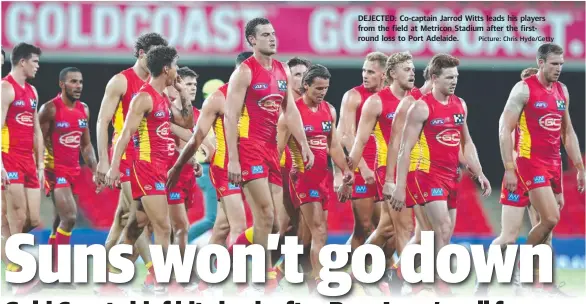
[1,1,584,69]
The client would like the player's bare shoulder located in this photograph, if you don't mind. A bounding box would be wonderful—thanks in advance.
[1,80,15,103]
[106,73,129,96]
[504,80,530,113]
[409,98,430,121]
[558,81,570,100]
[341,87,361,109]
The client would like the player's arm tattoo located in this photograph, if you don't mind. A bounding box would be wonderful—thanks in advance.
[349,95,380,171]
[396,100,429,188]
[385,96,414,183]
[560,84,584,170]
[499,81,529,171]
[80,103,98,173]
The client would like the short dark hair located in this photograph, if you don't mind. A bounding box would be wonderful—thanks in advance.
[244,17,271,46]
[537,43,563,62]
[59,67,81,82]
[11,42,42,66]
[177,67,198,79]
[428,54,460,78]
[286,57,311,69]
[134,32,168,58]
[146,46,178,78]
[236,52,253,65]
[301,64,331,93]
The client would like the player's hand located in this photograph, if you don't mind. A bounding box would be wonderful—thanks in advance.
[577,169,585,193]
[382,181,396,203]
[477,174,492,196]
[504,169,517,193]
[389,186,406,211]
[95,160,109,186]
[557,194,565,210]
[337,184,352,203]
[105,166,121,189]
[1,166,10,188]
[302,146,314,170]
[194,163,203,178]
[360,166,376,185]
[166,165,181,190]
[37,168,45,190]
[345,156,354,170]
[342,168,354,186]
[174,75,185,92]
[333,172,343,192]
[228,159,242,185]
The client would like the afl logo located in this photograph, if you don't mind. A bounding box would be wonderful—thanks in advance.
[155,111,165,118]
[538,113,562,131]
[253,83,268,90]
[59,131,82,148]
[534,101,548,108]
[13,100,25,107]
[386,112,396,119]
[16,112,34,126]
[156,121,171,138]
[430,118,445,126]
[436,129,460,146]
[257,94,283,113]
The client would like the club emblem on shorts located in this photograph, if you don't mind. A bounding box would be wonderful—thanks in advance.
[277,80,287,91]
[252,165,264,175]
[431,188,443,196]
[414,194,418,199]
[78,119,88,128]
[299,193,307,198]
[533,176,545,184]
[57,177,67,185]
[7,172,18,180]
[309,190,319,198]
[321,121,332,132]
[155,182,165,191]
[507,193,520,202]
[423,192,428,197]
[220,186,226,191]
[144,185,152,190]
[355,185,367,194]
[556,100,566,111]
[453,113,464,125]
[242,170,249,176]
[169,192,181,200]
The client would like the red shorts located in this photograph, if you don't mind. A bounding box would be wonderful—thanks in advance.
[239,141,281,186]
[289,169,329,211]
[109,145,134,183]
[352,166,378,200]
[407,171,458,209]
[130,160,168,200]
[210,165,242,198]
[2,152,39,188]
[515,157,562,194]
[375,166,395,201]
[44,169,80,196]
[167,174,196,208]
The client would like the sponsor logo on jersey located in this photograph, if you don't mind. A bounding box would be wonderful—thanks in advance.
[7,172,18,180]
[534,101,548,109]
[507,193,520,202]
[155,182,165,191]
[252,165,264,175]
[56,121,70,128]
[13,100,25,107]
[78,119,88,128]
[556,100,566,111]
[57,177,67,185]
[253,83,268,90]
[126,168,130,177]
[538,113,562,132]
[436,129,461,147]
[309,190,320,198]
[430,118,445,126]
[453,113,465,125]
[277,80,287,91]
[59,131,83,148]
[257,94,283,113]
[386,112,396,120]
[15,112,34,126]
[169,192,181,200]
[156,121,171,138]
[533,175,546,184]
[431,188,443,196]
[322,121,332,132]
[304,125,314,132]
[355,185,367,194]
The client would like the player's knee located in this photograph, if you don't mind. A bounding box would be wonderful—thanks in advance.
[379,223,395,240]
[172,218,190,236]
[60,213,77,230]
[399,216,415,235]
[256,205,275,230]
[541,213,559,229]
[438,220,452,242]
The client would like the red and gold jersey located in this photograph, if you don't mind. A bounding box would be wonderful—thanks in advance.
[44,95,88,172]
[515,74,566,164]
[238,57,288,144]
[135,83,173,167]
[289,98,333,173]
[372,87,402,169]
[409,92,465,180]
[411,87,423,100]
[2,75,38,154]
[112,68,149,161]
[353,84,377,169]
[212,83,229,169]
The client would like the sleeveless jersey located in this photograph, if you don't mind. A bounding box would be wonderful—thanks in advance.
[516,74,566,163]
[135,83,173,167]
[372,87,403,169]
[212,83,230,169]
[353,85,377,169]
[1,75,38,154]
[409,92,465,180]
[169,107,198,178]
[44,95,88,172]
[280,147,292,169]
[239,56,288,144]
[411,87,423,100]
[289,98,333,173]
[112,68,149,160]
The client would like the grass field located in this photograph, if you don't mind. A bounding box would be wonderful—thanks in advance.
[2,262,584,298]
